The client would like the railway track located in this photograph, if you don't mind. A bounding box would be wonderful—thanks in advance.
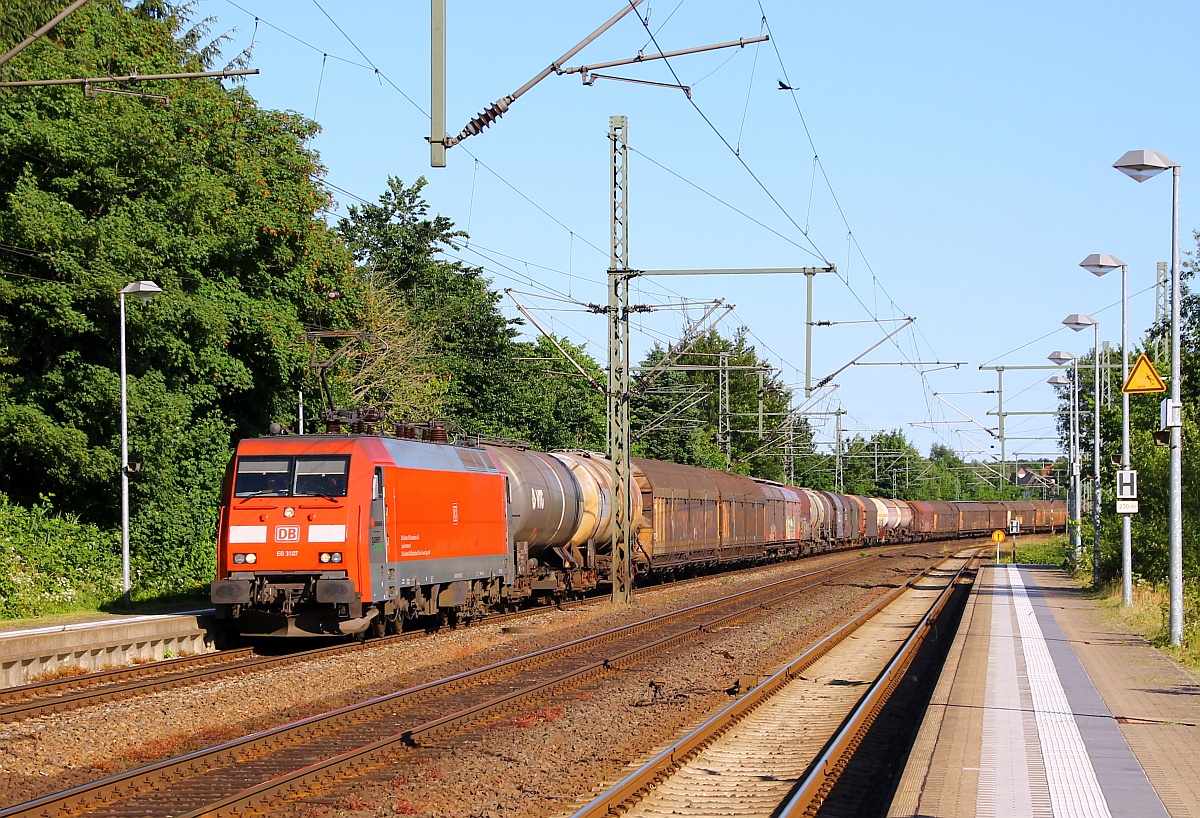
[568,550,977,818]
[0,548,931,818]
[0,545,911,724]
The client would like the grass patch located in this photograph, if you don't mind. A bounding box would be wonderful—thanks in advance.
[1094,581,1200,671]
[1010,534,1072,567]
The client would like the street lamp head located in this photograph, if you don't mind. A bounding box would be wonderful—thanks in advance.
[119,280,163,302]
[1113,149,1179,183]
[1048,350,1076,365]
[1047,375,1070,386]
[1062,313,1096,332]
[1079,253,1125,276]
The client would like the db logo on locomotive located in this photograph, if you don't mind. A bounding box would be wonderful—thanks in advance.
[274,525,301,543]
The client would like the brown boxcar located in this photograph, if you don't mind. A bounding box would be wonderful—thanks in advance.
[1005,501,1037,531]
[846,495,879,539]
[701,468,766,561]
[632,458,721,568]
[908,500,962,536]
[756,481,804,553]
[956,501,993,534]
[787,485,811,543]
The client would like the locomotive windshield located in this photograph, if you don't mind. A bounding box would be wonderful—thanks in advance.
[294,457,350,497]
[234,455,350,497]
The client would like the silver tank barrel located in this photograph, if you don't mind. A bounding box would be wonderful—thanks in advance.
[548,451,613,548]
[482,445,583,556]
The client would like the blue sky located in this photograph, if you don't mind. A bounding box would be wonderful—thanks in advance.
[195,0,1197,464]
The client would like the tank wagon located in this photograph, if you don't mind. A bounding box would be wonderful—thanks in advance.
[211,428,1066,637]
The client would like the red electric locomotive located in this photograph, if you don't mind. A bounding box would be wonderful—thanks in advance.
[211,432,511,637]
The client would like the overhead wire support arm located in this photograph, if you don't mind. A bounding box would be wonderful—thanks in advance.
[639,265,835,277]
[933,393,999,440]
[560,34,770,96]
[634,300,732,394]
[560,35,769,79]
[814,316,916,388]
[580,73,692,97]
[443,0,646,149]
[0,0,91,69]
[633,387,710,441]
[504,290,606,394]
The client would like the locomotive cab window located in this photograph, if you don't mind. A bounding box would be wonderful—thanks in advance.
[294,456,350,497]
[234,458,292,497]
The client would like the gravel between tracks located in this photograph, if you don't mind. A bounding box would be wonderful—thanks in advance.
[0,546,956,816]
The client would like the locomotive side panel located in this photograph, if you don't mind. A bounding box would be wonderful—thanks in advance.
[383,461,509,589]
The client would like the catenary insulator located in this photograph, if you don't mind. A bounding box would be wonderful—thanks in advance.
[458,97,511,140]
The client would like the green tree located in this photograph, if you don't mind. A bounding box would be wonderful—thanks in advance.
[630,345,725,469]
[336,177,532,438]
[505,335,606,451]
[0,1,365,595]
[632,329,796,479]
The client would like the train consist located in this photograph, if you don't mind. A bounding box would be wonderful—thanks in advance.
[210,425,1066,637]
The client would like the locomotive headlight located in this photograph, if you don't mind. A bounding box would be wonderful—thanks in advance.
[319,552,331,563]
[284,507,295,518]
[245,553,257,564]
[233,553,246,564]
[331,552,343,564]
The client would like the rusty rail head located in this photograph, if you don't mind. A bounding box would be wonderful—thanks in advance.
[569,553,976,818]
[778,554,976,817]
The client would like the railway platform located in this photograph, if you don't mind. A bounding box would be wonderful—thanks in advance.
[889,563,1200,818]
[0,607,219,688]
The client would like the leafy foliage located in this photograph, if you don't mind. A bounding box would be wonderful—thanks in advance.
[632,329,795,478]
[1050,230,1200,585]
[0,0,364,598]
[0,492,121,617]
[336,178,522,435]
[336,178,608,450]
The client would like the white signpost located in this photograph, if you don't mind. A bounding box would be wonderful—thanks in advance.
[1116,468,1138,514]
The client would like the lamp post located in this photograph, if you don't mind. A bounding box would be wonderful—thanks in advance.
[1080,254,1132,607]
[118,280,163,608]
[1113,149,1182,646]
[1048,357,1080,558]
[1063,314,1101,587]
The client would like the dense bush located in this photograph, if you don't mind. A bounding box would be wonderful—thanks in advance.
[0,494,121,617]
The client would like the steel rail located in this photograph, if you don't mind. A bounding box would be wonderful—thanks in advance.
[569,552,977,818]
[779,554,977,816]
[0,647,254,708]
[0,587,603,721]
[176,552,909,818]
[0,540,901,711]
[0,551,902,818]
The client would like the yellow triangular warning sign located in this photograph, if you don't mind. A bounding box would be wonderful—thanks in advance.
[1122,354,1167,394]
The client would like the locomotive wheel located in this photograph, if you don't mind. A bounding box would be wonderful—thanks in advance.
[368,613,386,639]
